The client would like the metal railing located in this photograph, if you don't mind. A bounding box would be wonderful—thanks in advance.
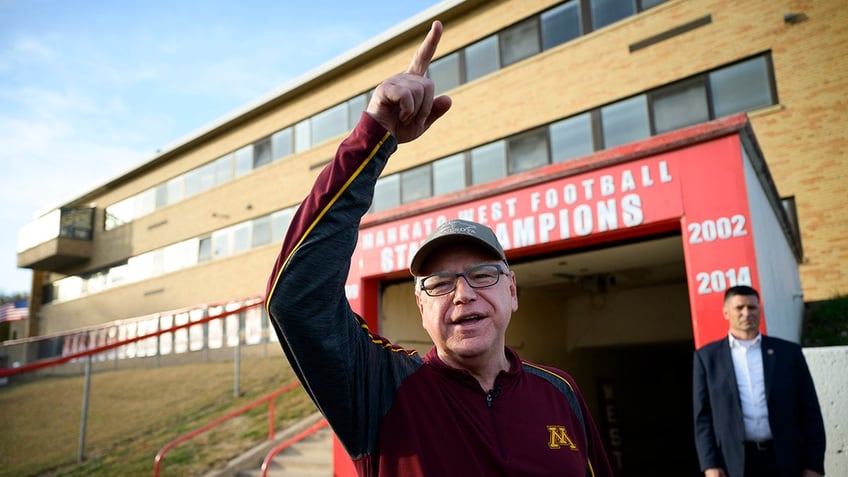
[0,295,270,374]
[1,296,333,476]
[0,296,289,467]
[153,380,304,477]
[260,418,330,477]
[0,298,263,379]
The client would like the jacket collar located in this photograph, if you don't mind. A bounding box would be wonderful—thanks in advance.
[424,346,522,393]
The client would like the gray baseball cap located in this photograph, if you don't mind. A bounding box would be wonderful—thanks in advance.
[409,219,507,275]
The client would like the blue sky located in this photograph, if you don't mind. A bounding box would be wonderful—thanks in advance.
[0,0,439,295]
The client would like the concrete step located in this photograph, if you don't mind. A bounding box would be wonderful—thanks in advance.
[235,425,333,477]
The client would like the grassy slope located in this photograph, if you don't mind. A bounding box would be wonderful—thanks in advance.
[0,354,317,477]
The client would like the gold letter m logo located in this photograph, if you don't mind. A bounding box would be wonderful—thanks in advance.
[547,425,578,450]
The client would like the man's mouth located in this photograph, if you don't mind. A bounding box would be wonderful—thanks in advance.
[455,314,484,324]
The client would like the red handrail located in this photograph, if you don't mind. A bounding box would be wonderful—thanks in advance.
[153,380,302,477]
[260,418,330,477]
[0,299,263,379]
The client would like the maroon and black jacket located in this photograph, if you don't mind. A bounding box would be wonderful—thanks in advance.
[265,113,613,476]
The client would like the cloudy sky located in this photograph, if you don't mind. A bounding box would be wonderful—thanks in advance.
[0,0,439,295]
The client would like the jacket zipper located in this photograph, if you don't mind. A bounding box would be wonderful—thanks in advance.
[486,384,506,458]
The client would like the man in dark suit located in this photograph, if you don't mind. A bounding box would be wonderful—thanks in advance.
[693,285,826,477]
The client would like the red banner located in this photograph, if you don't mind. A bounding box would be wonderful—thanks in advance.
[357,154,682,277]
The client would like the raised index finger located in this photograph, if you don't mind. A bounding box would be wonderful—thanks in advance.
[405,20,443,76]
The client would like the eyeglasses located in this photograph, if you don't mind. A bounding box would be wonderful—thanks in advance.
[419,264,507,297]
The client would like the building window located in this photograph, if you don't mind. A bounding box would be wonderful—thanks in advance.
[85,271,106,294]
[166,176,184,205]
[541,1,582,50]
[154,183,168,209]
[149,249,165,277]
[372,175,400,213]
[252,216,271,247]
[55,276,83,301]
[430,52,461,96]
[363,52,774,217]
[193,162,214,193]
[105,198,133,230]
[781,196,803,253]
[550,113,594,163]
[234,145,253,178]
[508,129,549,174]
[501,18,540,67]
[214,154,233,186]
[129,252,155,282]
[710,56,775,118]
[135,189,156,218]
[591,0,635,31]
[272,128,293,160]
[312,102,348,146]
[107,263,130,287]
[294,119,311,153]
[464,36,500,83]
[433,153,467,195]
[271,208,294,244]
[401,165,432,204]
[55,205,301,301]
[651,78,709,134]
[198,236,212,262]
[471,140,507,185]
[211,228,232,260]
[231,223,251,254]
[60,207,94,240]
[253,138,272,168]
[601,94,650,148]
[184,168,201,198]
[164,239,198,274]
[348,94,368,130]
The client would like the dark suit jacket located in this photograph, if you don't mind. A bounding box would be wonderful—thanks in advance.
[692,335,826,477]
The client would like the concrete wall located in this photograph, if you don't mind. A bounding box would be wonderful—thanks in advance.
[804,346,848,477]
[743,145,805,342]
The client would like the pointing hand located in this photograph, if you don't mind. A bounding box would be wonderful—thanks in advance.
[366,20,452,143]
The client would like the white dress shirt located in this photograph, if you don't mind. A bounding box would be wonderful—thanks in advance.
[728,332,773,442]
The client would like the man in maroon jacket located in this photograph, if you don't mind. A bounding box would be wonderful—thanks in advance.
[266,20,613,477]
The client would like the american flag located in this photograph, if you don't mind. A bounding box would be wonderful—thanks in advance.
[0,300,28,322]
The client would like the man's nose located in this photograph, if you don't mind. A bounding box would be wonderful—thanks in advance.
[452,275,477,302]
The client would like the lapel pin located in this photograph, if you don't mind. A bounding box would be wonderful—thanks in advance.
[767,349,774,355]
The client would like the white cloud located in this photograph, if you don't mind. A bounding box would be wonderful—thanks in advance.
[12,35,54,59]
